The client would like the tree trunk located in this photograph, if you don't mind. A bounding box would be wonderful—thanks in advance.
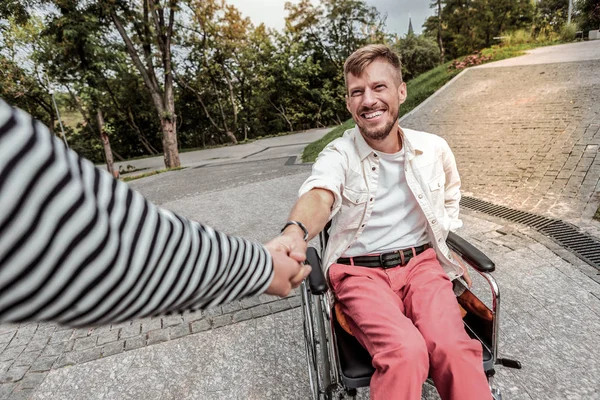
[160,117,180,168]
[49,113,55,135]
[97,109,115,176]
[224,130,237,144]
[110,7,181,169]
[437,0,445,64]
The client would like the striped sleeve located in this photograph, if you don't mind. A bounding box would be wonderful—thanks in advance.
[0,99,274,327]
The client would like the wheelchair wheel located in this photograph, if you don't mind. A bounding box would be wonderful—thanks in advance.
[301,281,322,400]
[491,387,502,400]
[301,281,337,400]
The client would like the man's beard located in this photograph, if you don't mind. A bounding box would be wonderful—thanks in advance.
[356,111,399,141]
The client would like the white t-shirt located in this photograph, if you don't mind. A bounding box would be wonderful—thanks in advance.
[342,148,429,257]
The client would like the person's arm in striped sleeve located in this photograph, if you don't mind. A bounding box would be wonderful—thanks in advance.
[0,98,310,327]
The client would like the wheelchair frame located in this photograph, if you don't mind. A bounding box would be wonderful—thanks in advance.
[301,228,521,400]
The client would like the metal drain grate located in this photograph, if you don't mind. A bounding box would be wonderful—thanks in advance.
[460,196,600,270]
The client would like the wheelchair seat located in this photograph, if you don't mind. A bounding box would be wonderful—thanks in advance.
[333,302,494,389]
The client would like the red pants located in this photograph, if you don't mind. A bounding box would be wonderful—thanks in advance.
[329,249,491,400]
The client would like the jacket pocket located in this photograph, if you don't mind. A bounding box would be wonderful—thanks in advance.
[339,187,368,229]
[428,173,446,192]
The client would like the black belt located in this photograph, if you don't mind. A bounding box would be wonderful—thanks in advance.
[337,243,431,269]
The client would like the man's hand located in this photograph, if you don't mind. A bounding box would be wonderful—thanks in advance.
[450,250,472,288]
[264,235,311,297]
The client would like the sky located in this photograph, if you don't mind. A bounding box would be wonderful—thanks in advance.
[226,0,434,37]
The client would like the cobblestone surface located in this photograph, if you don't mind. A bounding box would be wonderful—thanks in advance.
[0,293,299,398]
[402,60,600,228]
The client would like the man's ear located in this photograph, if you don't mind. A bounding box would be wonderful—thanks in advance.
[398,82,407,105]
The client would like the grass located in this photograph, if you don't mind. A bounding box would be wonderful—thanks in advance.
[301,41,564,163]
[121,166,185,182]
[480,41,556,62]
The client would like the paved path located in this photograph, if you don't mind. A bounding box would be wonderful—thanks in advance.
[114,128,330,177]
[401,40,600,233]
[2,41,600,399]
[476,40,600,67]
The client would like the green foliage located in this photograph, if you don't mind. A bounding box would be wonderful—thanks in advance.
[423,0,535,59]
[535,0,569,34]
[576,0,600,32]
[302,119,356,162]
[3,0,585,165]
[560,22,578,41]
[393,35,440,81]
[511,29,533,45]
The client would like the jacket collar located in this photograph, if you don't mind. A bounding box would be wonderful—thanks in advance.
[350,124,424,161]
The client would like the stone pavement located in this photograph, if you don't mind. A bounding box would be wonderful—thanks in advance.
[401,40,600,232]
[2,41,600,399]
[3,170,599,400]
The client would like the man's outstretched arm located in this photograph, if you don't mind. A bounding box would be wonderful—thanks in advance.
[268,188,335,260]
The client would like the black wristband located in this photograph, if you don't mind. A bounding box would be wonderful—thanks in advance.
[281,221,309,242]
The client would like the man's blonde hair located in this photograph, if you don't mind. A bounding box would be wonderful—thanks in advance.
[343,44,403,88]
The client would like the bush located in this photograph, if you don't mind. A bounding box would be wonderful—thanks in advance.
[502,29,533,46]
[513,29,533,44]
[560,22,578,41]
[449,52,492,70]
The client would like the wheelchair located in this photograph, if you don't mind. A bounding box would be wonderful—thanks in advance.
[300,225,522,399]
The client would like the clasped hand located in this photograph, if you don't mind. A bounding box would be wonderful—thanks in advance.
[264,234,311,297]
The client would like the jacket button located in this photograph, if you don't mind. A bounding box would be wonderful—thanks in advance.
[418,194,423,199]
[372,167,376,171]
[432,219,437,224]
[373,153,378,158]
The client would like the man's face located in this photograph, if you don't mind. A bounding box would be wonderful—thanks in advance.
[345,59,407,142]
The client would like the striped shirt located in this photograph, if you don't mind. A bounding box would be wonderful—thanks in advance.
[0,99,273,327]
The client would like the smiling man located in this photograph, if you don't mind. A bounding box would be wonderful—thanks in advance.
[274,44,492,399]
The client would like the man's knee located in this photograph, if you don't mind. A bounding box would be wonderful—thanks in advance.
[428,336,483,365]
[372,333,429,376]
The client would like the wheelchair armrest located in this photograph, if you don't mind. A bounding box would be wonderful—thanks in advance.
[447,231,495,273]
[305,247,329,295]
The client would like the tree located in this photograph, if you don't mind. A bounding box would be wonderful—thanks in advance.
[177,0,255,145]
[423,0,534,59]
[394,35,440,81]
[536,0,570,33]
[41,1,120,174]
[430,0,445,63]
[576,0,600,31]
[0,16,56,130]
[101,0,181,168]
